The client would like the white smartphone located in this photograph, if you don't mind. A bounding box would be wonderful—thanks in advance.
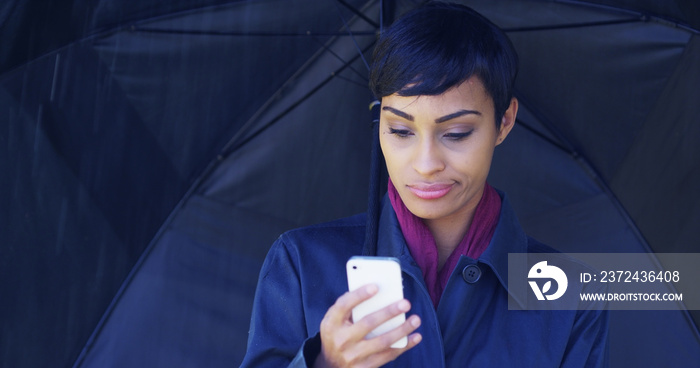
[346,256,407,348]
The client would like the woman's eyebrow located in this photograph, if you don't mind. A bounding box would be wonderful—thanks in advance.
[382,106,480,123]
[382,106,414,121]
[435,109,481,123]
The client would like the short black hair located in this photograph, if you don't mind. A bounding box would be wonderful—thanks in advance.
[369,1,518,125]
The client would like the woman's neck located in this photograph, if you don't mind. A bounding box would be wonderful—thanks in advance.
[424,205,476,270]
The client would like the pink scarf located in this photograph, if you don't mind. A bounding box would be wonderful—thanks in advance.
[388,179,501,307]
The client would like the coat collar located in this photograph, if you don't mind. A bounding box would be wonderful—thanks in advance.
[376,190,529,308]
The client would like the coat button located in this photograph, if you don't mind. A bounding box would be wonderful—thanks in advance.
[462,264,481,283]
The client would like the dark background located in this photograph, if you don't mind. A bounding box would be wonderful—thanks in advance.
[1,0,699,367]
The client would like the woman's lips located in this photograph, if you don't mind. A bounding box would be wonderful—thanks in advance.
[407,183,453,200]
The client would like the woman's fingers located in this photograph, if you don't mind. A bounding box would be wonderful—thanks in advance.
[323,284,378,327]
[351,298,411,337]
[319,284,380,352]
[341,314,423,367]
[357,310,422,354]
[361,332,423,368]
[317,288,422,368]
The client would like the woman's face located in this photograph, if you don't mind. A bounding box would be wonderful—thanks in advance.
[379,77,517,224]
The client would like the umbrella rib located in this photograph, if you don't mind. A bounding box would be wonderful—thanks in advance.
[504,17,642,32]
[333,73,370,89]
[335,0,380,29]
[379,0,384,34]
[311,35,368,83]
[131,27,376,37]
[219,41,376,158]
[514,92,579,155]
[515,118,572,154]
[557,0,699,34]
[332,0,371,71]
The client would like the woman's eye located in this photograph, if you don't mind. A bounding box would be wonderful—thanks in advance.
[444,131,472,141]
[389,128,412,138]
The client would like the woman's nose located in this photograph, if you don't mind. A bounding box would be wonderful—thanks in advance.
[412,138,445,176]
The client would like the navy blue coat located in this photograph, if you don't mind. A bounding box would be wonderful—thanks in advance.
[241,193,609,367]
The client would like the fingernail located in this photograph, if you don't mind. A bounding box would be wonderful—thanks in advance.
[410,316,421,327]
[366,284,378,294]
[398,300,410,311]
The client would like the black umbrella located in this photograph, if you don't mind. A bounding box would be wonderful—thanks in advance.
[1,0,698,367]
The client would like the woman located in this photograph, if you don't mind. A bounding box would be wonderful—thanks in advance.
[241,2,608,367]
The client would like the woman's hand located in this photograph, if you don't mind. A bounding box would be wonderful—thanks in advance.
[313,284,422,368]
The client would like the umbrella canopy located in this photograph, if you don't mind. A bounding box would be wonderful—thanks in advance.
[1,0,699,367]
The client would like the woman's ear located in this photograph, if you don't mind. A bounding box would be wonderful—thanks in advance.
[496,97,518,145]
